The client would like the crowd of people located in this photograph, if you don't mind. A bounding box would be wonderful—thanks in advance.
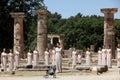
[0,42,63,73]
[70,44,120,69]
[0,47,20,73]
[1,43,120,74]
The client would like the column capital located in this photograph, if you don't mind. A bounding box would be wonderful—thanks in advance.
[10,12,26,18]
[101,8,118,14]
[36,10,48,15]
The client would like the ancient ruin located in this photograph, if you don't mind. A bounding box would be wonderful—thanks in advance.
[10,12,25,58]
[101,8,118,58]
[36,10,48,60]
[48,34,64,48]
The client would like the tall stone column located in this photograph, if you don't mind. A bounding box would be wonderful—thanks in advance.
[101,8,118,58]
[10,12,25,58]
[36,10,48,60]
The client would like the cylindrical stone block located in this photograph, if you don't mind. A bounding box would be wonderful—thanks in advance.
[36,10,48,60]
[10,12,25,58]
[101,8,118,59]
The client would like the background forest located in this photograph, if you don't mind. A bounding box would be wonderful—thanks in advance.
[0,0,120,52]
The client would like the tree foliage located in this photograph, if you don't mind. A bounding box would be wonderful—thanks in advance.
[0,0,46,52]
[0,0,120,52]
[47,13,104,51]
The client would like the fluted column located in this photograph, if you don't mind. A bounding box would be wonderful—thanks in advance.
[10,12,25,58]
[36,10,48,60]
[101,8,118,58]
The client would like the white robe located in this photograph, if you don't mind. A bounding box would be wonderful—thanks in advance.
[8,53,14,72]
[98,50,102,65]
[55,47,62,72]
[1,52,7,72]
[51,50,56,65]
[102,49,107,65]
[72,51,77,68]
[27,52,32,65]
[14,51,20,69]
[117,48,120,67]
[77,54,82,64]
[106,49,112,68]
[33,50,39,67]
[86,51,91,65]
[44,51,49,65]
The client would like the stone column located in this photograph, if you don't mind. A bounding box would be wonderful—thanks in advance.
[36,10,48,60]
[50,37,53,45]
[10,12,25,58]
[59,34,64,49]
[101,8,118,58]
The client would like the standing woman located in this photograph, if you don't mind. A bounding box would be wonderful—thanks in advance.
[117,44,120,68]
[55,42,63,73]
[27,50,32,65]
[33,48,39,67]
[98,47,102,65]
[72,48,77,69]
[106,45,112,68]
[8,49,14,73]
[14,47,20,70]
[51,47,56,65]
[44,48,50,65]
[102,45,107,65]
[77,51,82,65]
[1,48,7,72]
[85,48,91,65]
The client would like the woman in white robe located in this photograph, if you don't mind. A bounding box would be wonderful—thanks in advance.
[106,46,112,68]
[44,48,50,65]
[117,44,120,68]
[72,48,77,69]
[85,48,91,66]
[27,50,32,65]
[102,45,107,65]
[51,47,56,65]
[98,47,102,65]
[14,48,20,70]
[55,43,62,73]
[77,52,82,65]
[1,48,7,72]
[8,49,14,72]
[33,48,39,67]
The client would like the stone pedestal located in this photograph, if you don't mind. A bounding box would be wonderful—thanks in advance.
[101,8,118,58]
[36,10,48,60]
[10,12,25,58]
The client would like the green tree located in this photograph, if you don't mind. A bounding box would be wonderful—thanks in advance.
[0,0,46,52]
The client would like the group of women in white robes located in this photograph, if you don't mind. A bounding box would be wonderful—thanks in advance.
[1,47,20,73]
[71,48,82,69]
[43,43,63,73]
[97,45,112,68]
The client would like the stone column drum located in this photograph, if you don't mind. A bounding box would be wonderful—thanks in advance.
[101,8,118,58]
[36,10,48,60]
[10,12,25,58]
